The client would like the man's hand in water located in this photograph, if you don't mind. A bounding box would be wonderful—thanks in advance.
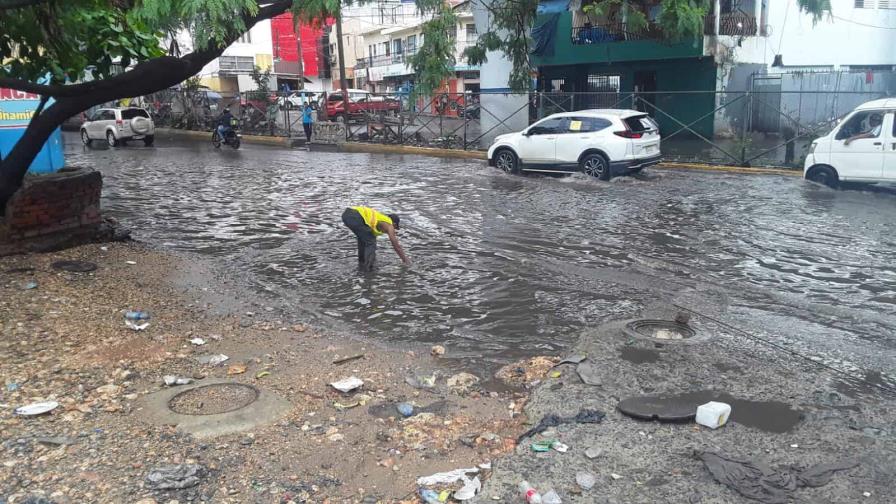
[385,226,410,265]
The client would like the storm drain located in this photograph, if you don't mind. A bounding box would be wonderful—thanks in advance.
[168,383,259,415]
[624,319,702,345]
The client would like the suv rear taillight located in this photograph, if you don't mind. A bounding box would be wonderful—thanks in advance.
[116,119,123,125]
[614,131,643,139]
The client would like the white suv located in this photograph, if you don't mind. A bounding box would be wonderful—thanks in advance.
[81,107,155,147]
[487,109,662,180]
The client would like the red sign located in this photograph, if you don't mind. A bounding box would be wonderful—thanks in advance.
[0,88,40,101]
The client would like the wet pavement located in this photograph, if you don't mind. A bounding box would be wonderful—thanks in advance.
[65,132,896,384]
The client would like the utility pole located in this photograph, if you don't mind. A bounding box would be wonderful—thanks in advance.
[296,19,304,90]
[335,5,350,120]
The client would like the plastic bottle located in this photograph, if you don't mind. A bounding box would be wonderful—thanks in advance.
[518,481,543,503]
[125,311,151,321]
[419,488,440,504]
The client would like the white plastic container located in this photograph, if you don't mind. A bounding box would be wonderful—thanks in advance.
[696,401,732,429]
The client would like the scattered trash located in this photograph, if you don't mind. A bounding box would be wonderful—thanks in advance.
[15,401,59,416]
[333,353,365,365]
[863,491,872,497]
[675,311,691,325]
[518,481,542,503]
[226,363,247,375]
[6,382,20,392]
[552,441,569,453]
[36,436,76,446]
[189,337,206,346]
[576,471,596,490]
[419,489,440,504]
[575,361,602,386]
[330,376,364,393]
[417,467,479,486]
[431,345,446,356]
[478,462,492,470]
[696,450,858,504]
[334,401,360,410]
[145,464,205,490]
[790,444,799,448]
[125,311,151,321]
[439,490,451,502]
[195,354,229,366]
[496,356,560,386]
[397,402,414,417]
[585,446,602,459]
[549,371,562,378]
[454,476,481,500]
[125,320,150,331]
[530,439,556,452]
[696,401,731,429]
[446,372,480,395]
[542,489,562,504]
[610,473,623,480]
[163,375,193,386]
[556,354,587,366]
[518,409,605,441]
[406,373,437,389]
[21,281,38,290]
[125,261,137,265]
[51,260,97,272]
[255,371,271,379]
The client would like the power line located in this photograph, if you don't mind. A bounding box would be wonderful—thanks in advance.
[831,14,896,29]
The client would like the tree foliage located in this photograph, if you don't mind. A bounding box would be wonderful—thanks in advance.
[463,0,539,93]
[409,0,458,96]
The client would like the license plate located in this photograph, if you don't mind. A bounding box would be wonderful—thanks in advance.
[644,144,658,154]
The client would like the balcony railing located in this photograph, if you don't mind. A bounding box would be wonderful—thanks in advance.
[355,47,420,69]
[704,12,758,36]
[570,22,663,45]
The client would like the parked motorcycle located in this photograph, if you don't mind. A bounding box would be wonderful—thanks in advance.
[212,118,241,149]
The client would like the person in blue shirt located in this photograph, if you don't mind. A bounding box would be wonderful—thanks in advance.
[302,102,314,142]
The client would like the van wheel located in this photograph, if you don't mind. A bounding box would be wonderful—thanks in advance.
[806,165,839,188]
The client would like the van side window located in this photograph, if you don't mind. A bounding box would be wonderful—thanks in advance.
[836,111,884,141]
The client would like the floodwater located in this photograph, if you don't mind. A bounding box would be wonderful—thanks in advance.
[65,133,896,383]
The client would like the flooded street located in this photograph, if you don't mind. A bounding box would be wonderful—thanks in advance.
[66,133,896,382]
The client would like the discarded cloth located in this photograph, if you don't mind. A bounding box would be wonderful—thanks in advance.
[696,450,858,504]
[518,408,606,441]
[416,467,479,486]
[145,464,206,490]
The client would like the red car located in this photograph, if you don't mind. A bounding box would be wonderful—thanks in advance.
[323,89,400,121]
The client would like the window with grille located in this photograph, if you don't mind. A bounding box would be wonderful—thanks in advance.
[219,56,254,73]
[586,74,621,92]
[466,24,478,44]
[238,31,252,44]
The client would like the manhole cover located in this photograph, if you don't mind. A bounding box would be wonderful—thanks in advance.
[51,260,97,273]
[168,383,259,415]
[624,319,697,343]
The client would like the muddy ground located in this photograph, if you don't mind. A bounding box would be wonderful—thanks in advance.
[0,243,530,504]
[481,304,896,503]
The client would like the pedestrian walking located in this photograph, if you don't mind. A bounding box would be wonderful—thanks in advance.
[302,102,314,143]
[341,206,410,271]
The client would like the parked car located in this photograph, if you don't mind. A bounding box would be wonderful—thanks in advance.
[322,89,401,121]
[278,91,319,110]
[804,98,896,188]
[487,110,662,180]
[80,107,155,147]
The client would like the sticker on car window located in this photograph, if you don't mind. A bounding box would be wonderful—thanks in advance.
[569,120,582,131]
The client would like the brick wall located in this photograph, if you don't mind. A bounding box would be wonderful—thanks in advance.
[1,167,102,242]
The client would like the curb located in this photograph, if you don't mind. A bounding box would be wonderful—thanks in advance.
[156,128,303,148]
[313,142,488,160]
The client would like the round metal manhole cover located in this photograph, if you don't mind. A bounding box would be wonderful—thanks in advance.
[168,383,259,416]
[51,260,97,273]
[624,319,699,344]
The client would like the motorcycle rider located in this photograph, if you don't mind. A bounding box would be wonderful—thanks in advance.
[216,107,234,141]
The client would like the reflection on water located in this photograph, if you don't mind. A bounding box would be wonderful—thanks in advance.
[66,134,896,377]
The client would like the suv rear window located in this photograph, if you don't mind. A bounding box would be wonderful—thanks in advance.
[121,109,149,119]
[624,115,657,133]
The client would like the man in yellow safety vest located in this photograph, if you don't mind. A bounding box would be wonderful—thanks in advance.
[341,206,410,271]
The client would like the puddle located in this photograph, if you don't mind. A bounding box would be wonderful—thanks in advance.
[619,346,661,364]
[619,390,802,433]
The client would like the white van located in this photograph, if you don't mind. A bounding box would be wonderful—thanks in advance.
[804,98,896,187]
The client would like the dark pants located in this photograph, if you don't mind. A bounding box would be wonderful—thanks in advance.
[303,123,312,142]
[342,208,376,271]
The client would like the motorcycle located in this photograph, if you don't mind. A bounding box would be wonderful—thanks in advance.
[212,118,241,149]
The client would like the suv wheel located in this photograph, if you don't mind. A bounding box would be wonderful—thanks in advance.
[581,153,610,180]
[143,135,155,147]
[106,131,118,147]
[80,129,92,146]
[494,149,519,174]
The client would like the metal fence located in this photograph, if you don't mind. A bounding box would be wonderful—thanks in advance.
[137,87,892,167]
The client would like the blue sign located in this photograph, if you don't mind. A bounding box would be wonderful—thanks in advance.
[0,88,64,174]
